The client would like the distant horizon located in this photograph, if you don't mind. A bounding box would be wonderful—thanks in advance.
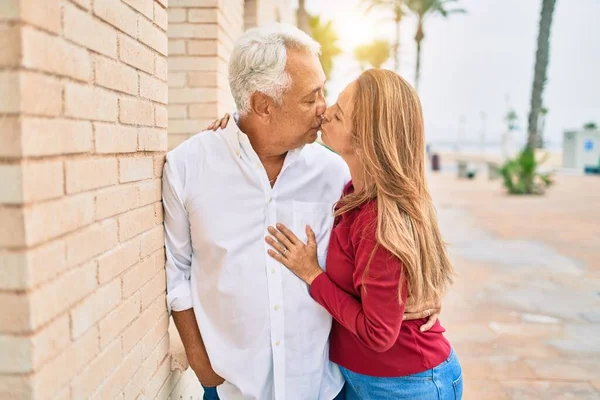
[304,0,600,148]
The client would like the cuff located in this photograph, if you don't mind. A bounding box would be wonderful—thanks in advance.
[166,281,193,314]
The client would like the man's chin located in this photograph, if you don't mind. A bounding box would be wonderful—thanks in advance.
[306,129,319,143]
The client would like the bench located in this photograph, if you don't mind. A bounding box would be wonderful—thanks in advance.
[487,161,501,180]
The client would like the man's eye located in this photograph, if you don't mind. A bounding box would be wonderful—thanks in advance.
[334,114,341,121]
[306,100,316,104]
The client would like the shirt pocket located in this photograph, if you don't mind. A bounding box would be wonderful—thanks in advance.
[292,201,334,268]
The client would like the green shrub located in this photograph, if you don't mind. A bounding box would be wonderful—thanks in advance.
[500,148,553,195]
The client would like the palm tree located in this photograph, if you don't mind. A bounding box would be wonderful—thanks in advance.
[308,15,342,95]
[362,0,405,72]
[406,0,465,91]
[527,0,557,149]
[354,39,392,69]
[297,0,310,34]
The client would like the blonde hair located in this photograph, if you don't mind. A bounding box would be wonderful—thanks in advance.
[336,69,454,304]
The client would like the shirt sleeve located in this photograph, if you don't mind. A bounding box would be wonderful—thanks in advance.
[310,211,407,352]
[162,156,193,313]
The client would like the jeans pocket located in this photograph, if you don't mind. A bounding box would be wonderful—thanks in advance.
[452,372,463,400]
[202,385,220,400]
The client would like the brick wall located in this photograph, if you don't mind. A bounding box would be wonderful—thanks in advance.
[167,0,244,149]
[244,0,296,30]
[0,0,171,398]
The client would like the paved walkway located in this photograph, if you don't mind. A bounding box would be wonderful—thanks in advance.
[429,171,600,399]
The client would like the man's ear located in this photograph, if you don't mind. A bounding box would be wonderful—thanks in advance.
[250,92,272,121]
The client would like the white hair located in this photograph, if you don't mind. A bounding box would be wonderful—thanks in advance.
[228,23,321,115]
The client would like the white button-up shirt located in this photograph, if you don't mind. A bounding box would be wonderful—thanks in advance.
[163,118,350,400]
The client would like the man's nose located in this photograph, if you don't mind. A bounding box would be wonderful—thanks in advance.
[316,92,327,116]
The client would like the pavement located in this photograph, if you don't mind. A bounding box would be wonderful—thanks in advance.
[429,170,600,399]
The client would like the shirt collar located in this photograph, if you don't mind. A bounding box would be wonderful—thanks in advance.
[222,111,306,166]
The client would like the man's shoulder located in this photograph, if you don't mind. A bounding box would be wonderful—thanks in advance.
[166,129,226,164]
[303,142,347,170]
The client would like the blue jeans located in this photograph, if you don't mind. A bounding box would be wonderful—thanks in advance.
[338,349,463,400]
[202,385,219,400]
[202,385,346,400]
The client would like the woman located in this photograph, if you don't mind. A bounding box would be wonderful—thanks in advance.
[265,69,462,399]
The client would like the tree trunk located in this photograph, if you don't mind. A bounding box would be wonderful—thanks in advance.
[527,0,557,150]
[394,15,401,72]
[297,0,310,34]
[414,20,424,90]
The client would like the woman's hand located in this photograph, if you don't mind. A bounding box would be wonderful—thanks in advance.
[206,113,231,131]
[266,223,324,284]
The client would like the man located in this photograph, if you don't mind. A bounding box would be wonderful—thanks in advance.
[163,23,438,400]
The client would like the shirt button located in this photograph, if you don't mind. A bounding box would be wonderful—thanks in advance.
[274,305,280,311]
[271,268,276,274]
[275,341,281,346]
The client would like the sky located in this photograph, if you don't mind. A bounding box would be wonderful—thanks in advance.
[301,0,600,148]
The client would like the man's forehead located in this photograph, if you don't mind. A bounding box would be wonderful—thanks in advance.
[286,50,325,88]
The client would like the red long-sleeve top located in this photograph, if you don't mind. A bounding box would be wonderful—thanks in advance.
[310,183,451,377]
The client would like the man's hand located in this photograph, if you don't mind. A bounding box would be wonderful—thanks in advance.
[172,309,225,387]
[403,297,442,332]
[206,113,231,131]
